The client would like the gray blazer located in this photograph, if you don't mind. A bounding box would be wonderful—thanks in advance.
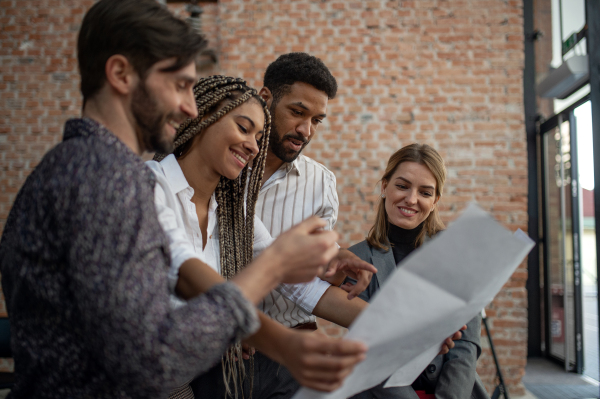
[348,240,490,399]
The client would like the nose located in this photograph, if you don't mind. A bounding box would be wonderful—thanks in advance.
[295,118,311,140]
[181,90,198,119]
[245,136,260,158]
[405,189,417,205]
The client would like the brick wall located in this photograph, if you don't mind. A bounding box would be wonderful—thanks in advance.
[0,0,529,395]
[213,0,528,394]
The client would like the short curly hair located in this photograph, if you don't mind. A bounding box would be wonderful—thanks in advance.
[263,52,337,104]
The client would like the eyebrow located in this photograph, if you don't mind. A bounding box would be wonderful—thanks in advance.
[236,115,264,135]
[290,102,327,118]
[235,115,256,128]
[395,176,435,190]
[179,76,196,84]
[170,71,196,84]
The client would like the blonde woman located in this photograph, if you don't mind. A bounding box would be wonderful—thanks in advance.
[345,144,489,399]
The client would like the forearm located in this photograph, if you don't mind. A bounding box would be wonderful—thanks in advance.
[312,286,368,328]
[177,254,282,306]
[232,249,284,304]
[176,258,224,299]
[243,312,292,365]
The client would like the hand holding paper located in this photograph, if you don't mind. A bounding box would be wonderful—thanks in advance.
[293,204,534,399]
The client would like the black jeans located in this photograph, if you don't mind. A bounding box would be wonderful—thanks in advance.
[190,351,300,398]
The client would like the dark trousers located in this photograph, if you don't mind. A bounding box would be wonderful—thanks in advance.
[190,351,300,399]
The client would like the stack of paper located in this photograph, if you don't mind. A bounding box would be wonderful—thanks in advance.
[293,204,534,399]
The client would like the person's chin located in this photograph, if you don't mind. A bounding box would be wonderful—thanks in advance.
[392,218,418,230]
[282,149,301,162]
[164,123,177,142]
[148,133,174,154]
[224,165,245,181]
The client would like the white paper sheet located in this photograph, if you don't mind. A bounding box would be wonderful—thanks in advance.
[293,204,534,399]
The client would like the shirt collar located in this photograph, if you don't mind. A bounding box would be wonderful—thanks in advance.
[278,156,302,177]
[159,154,191,194]
[288,157,302,176]
[159,154,218,212]
[262,156,302,191]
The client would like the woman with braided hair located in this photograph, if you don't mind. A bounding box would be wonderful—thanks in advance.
[147,76,369,399]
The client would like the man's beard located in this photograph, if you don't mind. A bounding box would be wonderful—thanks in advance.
[268,105,308,163]
[131,81,175,154]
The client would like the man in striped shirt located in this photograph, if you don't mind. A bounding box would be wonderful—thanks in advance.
[253,53,461,398]
[256,53,371,331]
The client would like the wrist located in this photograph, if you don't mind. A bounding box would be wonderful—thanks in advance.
[255,246,286,285]
[232,248,285,304]
[245,313,292,366]
[268,326,294,365]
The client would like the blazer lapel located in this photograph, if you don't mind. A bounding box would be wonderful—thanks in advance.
[370,246,397,287]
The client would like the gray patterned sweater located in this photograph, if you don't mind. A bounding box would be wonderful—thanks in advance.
[0,118,259,398]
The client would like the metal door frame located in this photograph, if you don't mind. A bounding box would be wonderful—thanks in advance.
[539,95,588,372]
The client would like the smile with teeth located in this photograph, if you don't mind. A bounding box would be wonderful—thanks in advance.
[168,120,180,130]
[399,207,417,214]
[231,150,248,165]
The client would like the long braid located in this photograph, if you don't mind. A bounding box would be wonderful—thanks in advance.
[156,76,271,399]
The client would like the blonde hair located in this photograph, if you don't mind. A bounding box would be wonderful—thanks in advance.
[367,143,446,250]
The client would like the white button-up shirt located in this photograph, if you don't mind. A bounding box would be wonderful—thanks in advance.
[256,155,339,327]
[147,154,330,313]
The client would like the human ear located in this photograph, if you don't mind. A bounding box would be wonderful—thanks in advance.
[381,180,388,196]
[104,54,137,96]
[258,87,273,108]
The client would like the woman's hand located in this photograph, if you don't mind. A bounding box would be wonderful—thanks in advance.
[263,216,340,284]
[244,313,367,392]
[275,330,368,392]
[438,325,467,355]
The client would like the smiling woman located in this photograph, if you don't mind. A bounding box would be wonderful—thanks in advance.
[344,143,490,399]
[148,75,272,397]
[153,76,270,277]
[368,143,446,250]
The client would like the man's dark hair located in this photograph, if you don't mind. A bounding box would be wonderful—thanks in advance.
[263,52,337,104]
[78,0,207,102]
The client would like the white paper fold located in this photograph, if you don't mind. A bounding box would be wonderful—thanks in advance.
[293,203,534,399]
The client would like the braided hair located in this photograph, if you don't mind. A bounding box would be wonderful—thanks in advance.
[154,75,271,399]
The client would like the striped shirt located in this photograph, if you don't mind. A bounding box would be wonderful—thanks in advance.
[256,155,339,327]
